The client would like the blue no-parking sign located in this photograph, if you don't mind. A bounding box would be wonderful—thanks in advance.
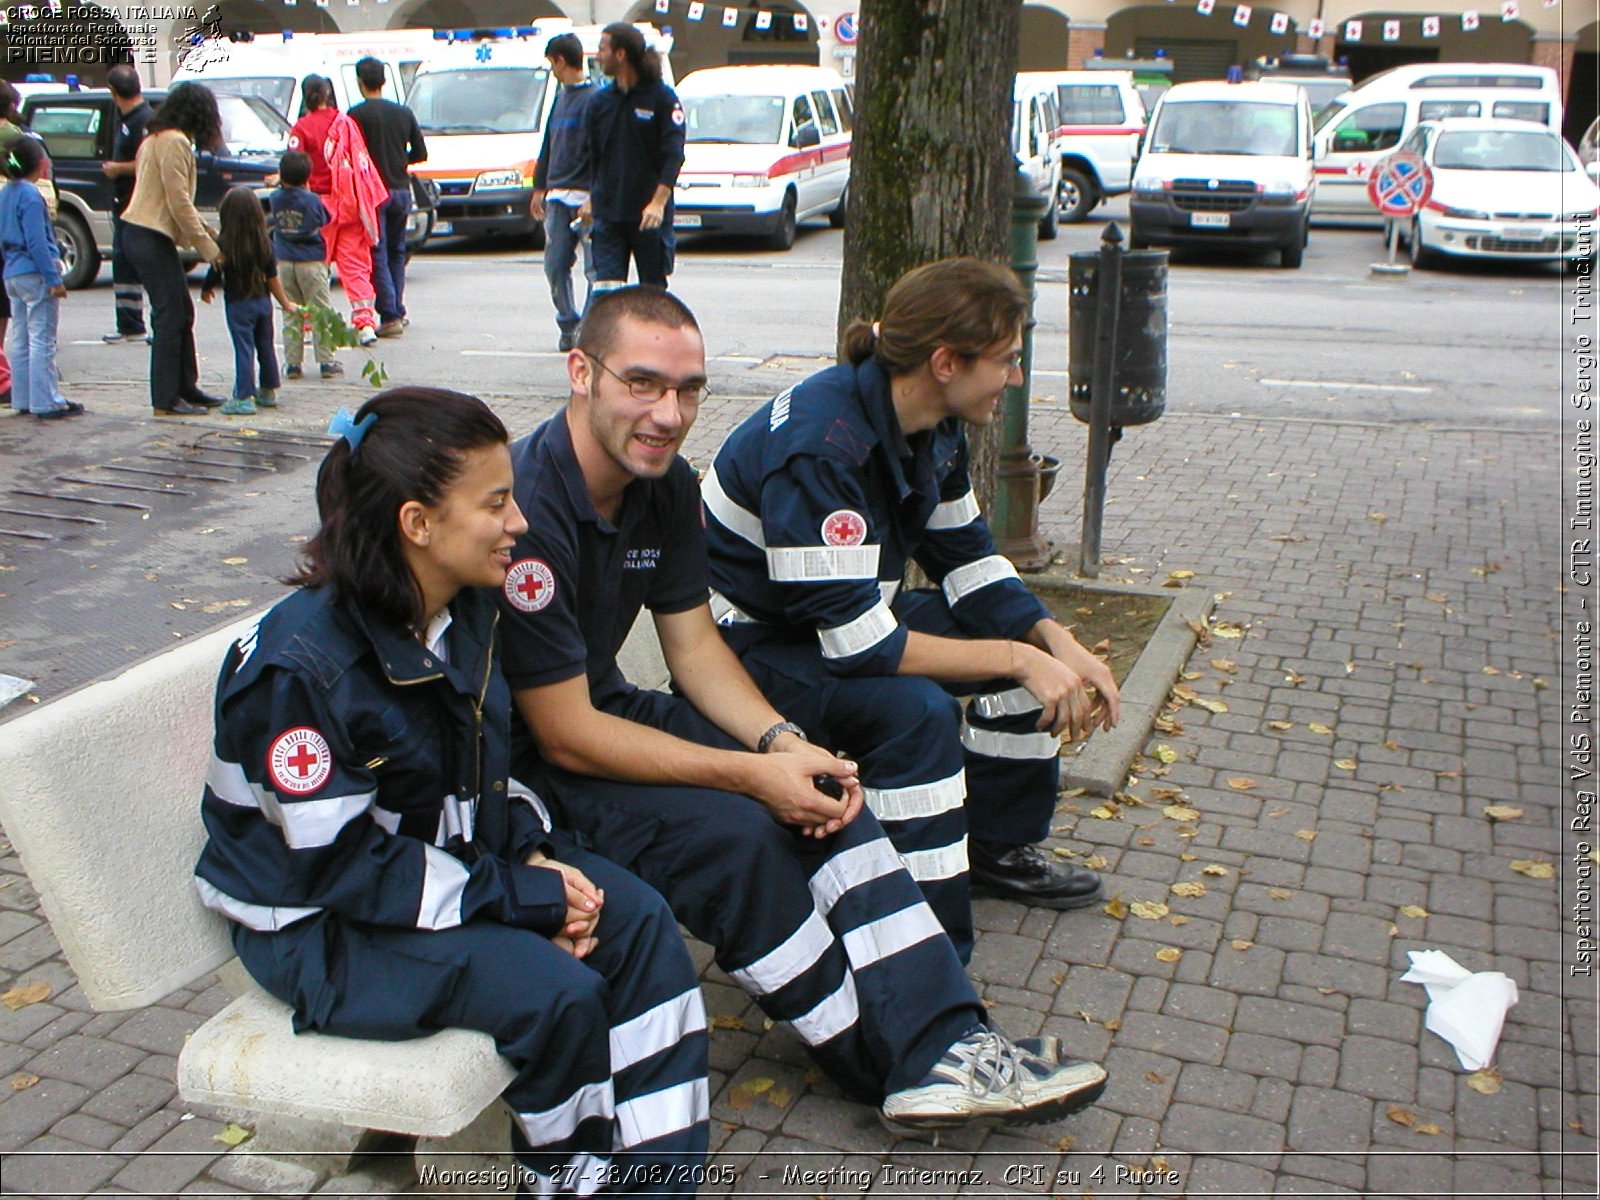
[836,12,859,44]
[1367,152,1433,218]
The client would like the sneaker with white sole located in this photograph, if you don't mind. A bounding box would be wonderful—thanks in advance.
[880,1026,1105,1131]
[357,326,378,347]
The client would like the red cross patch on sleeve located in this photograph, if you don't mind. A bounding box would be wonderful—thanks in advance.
[267,727,334,796]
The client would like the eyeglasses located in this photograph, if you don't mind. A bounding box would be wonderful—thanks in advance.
[587,354,710,405]
[979,350,1024,372]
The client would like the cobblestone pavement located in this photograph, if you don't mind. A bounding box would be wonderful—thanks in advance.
[0,390,1591,1197]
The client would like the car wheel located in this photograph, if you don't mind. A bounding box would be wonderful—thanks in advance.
[828,185,847,229]
[767,192,798,251]
[1408,218,1439,269]
[55,212,99,291]
[1057,167,1098,224]
[1280,221,1306,269]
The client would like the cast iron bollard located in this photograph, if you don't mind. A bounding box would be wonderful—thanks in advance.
[990,166,1051,569]
[1069,222,1168,577]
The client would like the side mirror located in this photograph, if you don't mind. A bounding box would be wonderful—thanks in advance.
[793,122,820,149]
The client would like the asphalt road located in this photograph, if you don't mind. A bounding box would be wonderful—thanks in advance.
[0,197,1574,710]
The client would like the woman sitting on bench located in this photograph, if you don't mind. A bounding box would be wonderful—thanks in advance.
[194,387,709,1196]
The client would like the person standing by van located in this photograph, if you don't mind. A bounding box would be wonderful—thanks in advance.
[530,32,597,353]
[580,23,684,290]
[348,58,426,339]
[100,65,152,344]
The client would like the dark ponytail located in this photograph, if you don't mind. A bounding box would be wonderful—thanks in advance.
[841,258,1028,375]
[3,135,45,181]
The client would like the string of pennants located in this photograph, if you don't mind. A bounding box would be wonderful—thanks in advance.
[1184,0,1558,37]
[271,0,816,25]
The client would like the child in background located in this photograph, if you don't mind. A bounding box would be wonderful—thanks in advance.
[0,137,79,420]
[269,150,342,380]
[202,187,298,416]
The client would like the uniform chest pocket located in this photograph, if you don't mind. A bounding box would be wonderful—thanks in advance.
[363,704,450,813]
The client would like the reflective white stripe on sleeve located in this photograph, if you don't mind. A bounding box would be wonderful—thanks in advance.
[701,465,766,549]
[615,1078,710,1149]
[508,776,553,834]
[207,755,270,809]
[729,910,832,996]
[941,554,1021,605]
[970,686,1044,720]
[960,724,1062,761]
[767,544,881,582]
[862,770,966,823]
[788,972,859,1046]
[208,754,375,849]
[194,877,320,931]
[417,846,471,930]
[436,794,478,845]
[880,579,901,606]
[901,837,970,883]
[808,837,906,915]
[513,1078,615,1148]
[818,601,898,660]
[709,589,761,626]
[610,988,708,1073]
[370,806,402,834]
[840,902,944,970]
[926,489,981,530]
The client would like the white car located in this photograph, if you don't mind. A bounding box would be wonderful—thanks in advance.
[1387,118,1599,268]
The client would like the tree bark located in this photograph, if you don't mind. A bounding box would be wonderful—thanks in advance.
[838,0,1022,511]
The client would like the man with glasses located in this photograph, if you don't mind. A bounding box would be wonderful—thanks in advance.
[496,285,1108,1133]
[701,259,1120,961]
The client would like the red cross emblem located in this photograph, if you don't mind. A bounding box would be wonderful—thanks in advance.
[504,558,557,613]
[821,510,867,547]
[1348,159,1373,178]
[267,727,333,796]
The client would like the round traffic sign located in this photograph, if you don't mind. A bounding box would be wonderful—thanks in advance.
[1367,151,1433,218]
[835,12,858,44]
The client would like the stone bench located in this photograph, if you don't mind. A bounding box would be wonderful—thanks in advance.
[0,608,670,1188]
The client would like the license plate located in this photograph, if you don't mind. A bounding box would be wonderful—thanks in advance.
[1499,225,1545,240]
[1191,212,1231,228]
[432,220,453,236]
[673,214,702,229]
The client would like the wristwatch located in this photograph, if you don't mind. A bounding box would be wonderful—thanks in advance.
[756,721,808,754]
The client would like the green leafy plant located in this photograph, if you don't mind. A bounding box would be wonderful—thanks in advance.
[299,302,388,388]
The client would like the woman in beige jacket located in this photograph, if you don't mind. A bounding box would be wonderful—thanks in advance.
[121,83,226,415]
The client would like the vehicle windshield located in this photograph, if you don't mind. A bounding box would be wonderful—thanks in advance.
[407,68,549,135]
[1149,100,1298,156]
[199,76,295,120]
[1434,129,1573,172]
[681,94,785,144]
[215,94,290,156]
[1290,80,1350,114]
[1313,100,1347,133]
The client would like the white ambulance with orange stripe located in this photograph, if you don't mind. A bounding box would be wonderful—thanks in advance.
[671,65,853,251]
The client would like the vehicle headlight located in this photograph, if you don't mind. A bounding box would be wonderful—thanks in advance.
[473,170,522,191]
[1438,206,1490,220]
[730,173,769,187]
[1132,177,1164,197]
[1260,180,1298,198]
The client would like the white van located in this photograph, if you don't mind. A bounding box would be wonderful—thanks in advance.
[1016,69,1146,223]
[1129,80,1316,268]
[1013,75,1063,241]
[407,21,673,243]
[171,30,436,118]
[1311,62,1562,219]
[672,65,852,250]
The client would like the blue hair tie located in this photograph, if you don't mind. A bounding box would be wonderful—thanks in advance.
[327,406,377,453]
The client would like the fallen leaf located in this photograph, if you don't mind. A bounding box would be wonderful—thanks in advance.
[1213,623,1244,639]
[766,1086,792,1108]
[1103,895,1128,919]
[0,982,50,1011]
[745,1076,774,1095]
[1131,901,1170,920]
[1435,770,1463,780]
[1335,759,1357,771]
[1267,720,1294,731]
[1399,905,1429,919]
[1368,512,1388,522]
[1169,915,1190,926]
[1192,697,1229,714]
[1414,1123,1443,1136]
[1102,1017,1122,1032]
[1384,740,1400,751]
[200,599,251,614]
[1170,881,1206,898]
[1482,665,1501,675]
[1136,837,1155,847]
[1202,864,1229,876]
[1230,939,1254,951]
[1483,805,1524,822]
[1267,807,1287,818]
[1295,829,1318,842]
[9,1074,39,1091]
[1168,570,1194,580]
[709,1015,744,1031]
[1510,859,1555,880]
[1053,1136,1075,1152]
[1268,888,1293,901]
[1210,658,1237,674]
[221,557,248,566]
[1424,592,1449,603]
[1154,744,1178,764]
[1226,777,1258,791]
[1179,852,1197,862]
[1083,855,1109,870]
[1163,804,1200,821]
[1145,1071,1166,1083]
[215,1123,253,1147]
[1090,805,1119,821]
[1308,722,1334,735]
[1154,947,1182,963]
[1284,669,1305,684]
[1386,1105,1417,1127]
[1466,1068,1503,1095]
[1051,846,1078,858]
[1389,924,1401,937]
[726,1084,757,1111]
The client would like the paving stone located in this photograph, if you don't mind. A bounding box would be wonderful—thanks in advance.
[1253,916,1324,954]
[1097,1047,1178,1121]
[1206,940,1284,996]
[969,932,1042,990]
[111,1116,244,1193]
[24,1033,148,1091]
[1172,1063,1255,1114]
[0,1075,90,1152]
[1282,952,1388,1000]
[1335,1034,1418,1102]
[78,1072,176,1126]
[1321,912,1399,964]
[1455,1077,1540,1144]
[1113,1011,1227,1067]
[1183,1156,1276,1195]
[1286,1086,1372,1151]
[1157,1102,1283,1160]
[1234,996,1344,1047]
[1365,1148,1455,1196]
[205,1147,326,1196]
[49,1109,125,1149]
[1222,1031,1301,1082]
[109,1107,183,1155]
[779,1094,894,1155]
[1125,976,1167,1013]
[1250,1076,1294,1124]
[0,1132,123,1195]
[1277,1152,1371,1191]
[107,1006,205,1056]
[1160,982,1236,1029]
[1048,965,1132,1021]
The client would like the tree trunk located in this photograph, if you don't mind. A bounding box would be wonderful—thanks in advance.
[838,0,1022,512]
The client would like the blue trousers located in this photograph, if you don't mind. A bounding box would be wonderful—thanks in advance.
[235,838,709,1196]
[522,688,984,1104]
[4,273,64,415]
[110,213,146,336]
[723,588,1061,963]
[225,294,280,399]
[372,186,412,323]
[591,208,671,288]
[543,199,594,336]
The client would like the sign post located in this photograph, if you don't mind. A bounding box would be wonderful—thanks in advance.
[1367,151,1433,276]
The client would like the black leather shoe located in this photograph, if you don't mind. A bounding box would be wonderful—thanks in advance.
[155,399,205,415]
[970,841,1104,909]
[183,391,226,408]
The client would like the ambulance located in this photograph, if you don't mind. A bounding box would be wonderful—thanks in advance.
[170,29,436,117]
[406,21,674,243]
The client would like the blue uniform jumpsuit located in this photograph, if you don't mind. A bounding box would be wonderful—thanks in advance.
[497,414,986,1104]
[194,586,710,1196]
[701,360,1062,963]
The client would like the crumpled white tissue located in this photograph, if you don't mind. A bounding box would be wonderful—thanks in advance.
[0,675,33,710]
[1400,949,1519,1071]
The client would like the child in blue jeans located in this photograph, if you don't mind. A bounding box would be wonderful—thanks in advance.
[202,187,297,416]
[0,137,79,420]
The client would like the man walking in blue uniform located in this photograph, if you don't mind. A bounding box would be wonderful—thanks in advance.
[579,23,683,289]
[702,258,1121,962]
[496,285,1108,1132]
[100,64,152,342]
[530,32,598,353]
